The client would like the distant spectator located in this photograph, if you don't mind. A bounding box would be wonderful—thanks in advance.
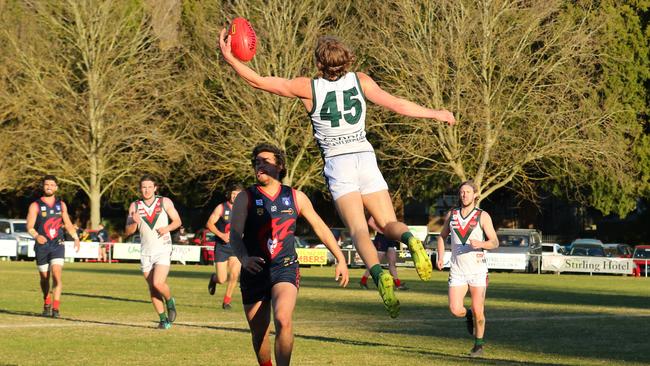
[173,226,189,245]
[97,223,109,262]
[97,223,108,242]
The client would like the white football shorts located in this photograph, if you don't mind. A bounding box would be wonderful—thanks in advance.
[323,151,388,201]
[140,251,171,273]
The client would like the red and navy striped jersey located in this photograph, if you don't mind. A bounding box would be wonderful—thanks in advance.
[215,201,233,244]
[34,198,64,242]
[243,185,300,267]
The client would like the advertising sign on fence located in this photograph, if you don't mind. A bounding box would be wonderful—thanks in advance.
[541,255,634,274]
[112,243,141,260]
[435,251,528,270]
[112,243,200,263]
[485,253,528,270]
[296,248,328,265]
[63,241,99,259]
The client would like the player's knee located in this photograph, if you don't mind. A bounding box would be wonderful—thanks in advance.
[273,313,293,332]
[473,309,485,322]
[152,280,166,292]
[449,304,465,317]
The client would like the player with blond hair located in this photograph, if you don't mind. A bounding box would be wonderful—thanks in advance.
[220,32,455,318]
[436,180,499,357]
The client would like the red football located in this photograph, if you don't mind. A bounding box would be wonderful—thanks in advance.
[229,17,257,62]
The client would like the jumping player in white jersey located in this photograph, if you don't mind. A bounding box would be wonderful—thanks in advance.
[125,175,182,329]
[220,32,455,318]
[436,180,499,357]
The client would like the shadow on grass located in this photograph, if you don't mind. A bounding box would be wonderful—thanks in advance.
[295,332,564,366]
[294,292,650,364]
[61,292,212,310]
[0,308,152,329]
[179,322,557,366]
[62,292,150,304]
[65,265,211,280]
[300,274,650,310]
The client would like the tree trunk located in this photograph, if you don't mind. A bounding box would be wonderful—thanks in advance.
[89,186,101,230]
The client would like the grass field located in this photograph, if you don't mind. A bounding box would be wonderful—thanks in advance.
[0,261,648,366]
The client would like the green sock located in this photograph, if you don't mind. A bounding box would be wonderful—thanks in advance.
[159,312,168,322]
[369,264,383,286]
[475,338,485,346]
[166,297,176,310]
[400,231,414,244]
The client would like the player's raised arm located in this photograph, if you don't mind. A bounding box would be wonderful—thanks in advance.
[295,190,349,287]
[357,72,456,125]
[219,28,311,99]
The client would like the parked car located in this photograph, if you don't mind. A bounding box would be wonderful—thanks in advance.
[191,228,216,264]
[0,218,34,258]
[632,245,650,276]
[330,227,353,249]
[542,243,565,256]
[567,238,603,252]
[493,228,543,272]
[603,243,633,258]
[569,241,605,257]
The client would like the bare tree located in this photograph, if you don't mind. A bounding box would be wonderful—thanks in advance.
[182,0,354,192]
[144,0,181,51]
[2,0,191,227]
[357,0,636,214]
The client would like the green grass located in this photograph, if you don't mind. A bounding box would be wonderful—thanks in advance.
[0,261,648,365]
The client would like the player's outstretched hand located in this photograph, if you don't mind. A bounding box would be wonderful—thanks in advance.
[219,28,234,61]
[439,109,456,125]
[242,256,265,273]
[334,262,349,287]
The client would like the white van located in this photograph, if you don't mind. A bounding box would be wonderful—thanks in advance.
[0,218,35,258]
[542,243,566,256]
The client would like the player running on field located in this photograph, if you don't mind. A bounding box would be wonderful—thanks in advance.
[207,184,244,310]
[125,175,182,329]
[230,143,349,366]
[220,31,455,318]
[436,180,499,357]
[26,175,80,318]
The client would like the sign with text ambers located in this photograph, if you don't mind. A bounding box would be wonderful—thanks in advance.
[296,248,328,265]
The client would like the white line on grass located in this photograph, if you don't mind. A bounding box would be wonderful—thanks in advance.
[1,313,648,329]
